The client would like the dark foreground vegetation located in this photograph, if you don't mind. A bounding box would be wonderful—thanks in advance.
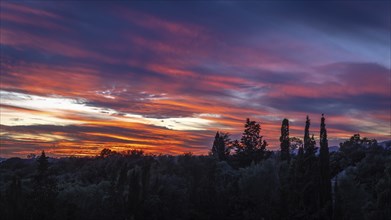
[0,115,390,220]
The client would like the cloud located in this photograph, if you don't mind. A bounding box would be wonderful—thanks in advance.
[0,123,214,156]
[1,2,389,157]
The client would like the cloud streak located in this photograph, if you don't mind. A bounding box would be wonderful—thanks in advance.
[0,1,389,157]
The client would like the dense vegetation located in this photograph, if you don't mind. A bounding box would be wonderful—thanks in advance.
[0,115,390,220]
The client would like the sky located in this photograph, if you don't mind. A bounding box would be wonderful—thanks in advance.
[0,1,390,157]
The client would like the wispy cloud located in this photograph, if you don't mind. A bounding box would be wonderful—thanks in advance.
[1,1,389,157]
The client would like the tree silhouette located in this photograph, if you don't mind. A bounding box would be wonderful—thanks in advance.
[339,133,377,166]
[319,114,332,219]
[31,151,58,220]
[211,131,231,161]
[235,118,268,166]
[0,116,389,220]
[304,116,316,156]
[100,148,118,158]
[37,150,49,174]
[278,119,293,219]
[289,137,303,155]
[302,116,320,218]
[280,118,290,162]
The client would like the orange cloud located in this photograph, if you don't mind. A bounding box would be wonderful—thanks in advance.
[1,3,389,158]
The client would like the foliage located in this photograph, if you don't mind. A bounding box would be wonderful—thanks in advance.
[0,118,390,220]
[211,132,231,161]
[319,114,332,219]
[280,118,290,162]
[234,118,270,167]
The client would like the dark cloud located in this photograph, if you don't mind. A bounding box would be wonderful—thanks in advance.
[264,93,389,115]
[275,1,389,31]
[1,1,389,157]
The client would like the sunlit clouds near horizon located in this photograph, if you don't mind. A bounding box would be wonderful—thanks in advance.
[0,1,390,157]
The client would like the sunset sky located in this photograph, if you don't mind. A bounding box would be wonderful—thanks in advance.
[1,1,390,157]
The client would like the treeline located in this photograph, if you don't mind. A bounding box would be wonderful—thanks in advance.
[0,115,390,220]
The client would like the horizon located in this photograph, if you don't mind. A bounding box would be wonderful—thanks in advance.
[1,1,390,157]
[0,142,352,159]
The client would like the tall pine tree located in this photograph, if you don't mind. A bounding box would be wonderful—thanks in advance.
[319,114,332,219]
[235,118,268,166]
[280,118,290,162]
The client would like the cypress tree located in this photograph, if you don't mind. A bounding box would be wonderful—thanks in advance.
[302,116,319,218]
[280,118,290,162]
[304,116,316,156]
[278,119,291,219]
[319,114,332,219]
[212,132,221,159]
